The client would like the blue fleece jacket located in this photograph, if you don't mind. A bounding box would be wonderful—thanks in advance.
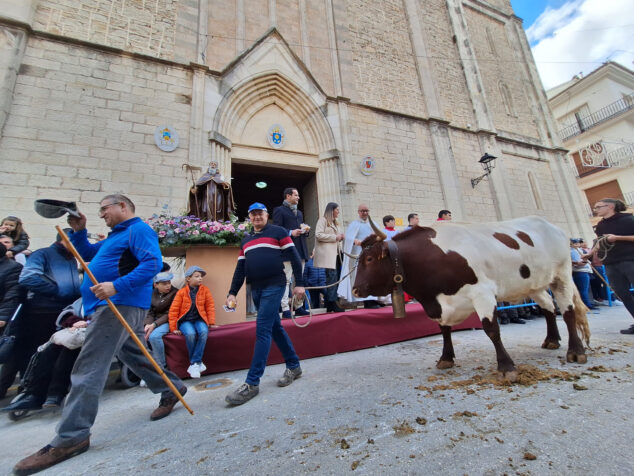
[69,217,162,316]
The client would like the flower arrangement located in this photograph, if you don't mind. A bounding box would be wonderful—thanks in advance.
[146,214,251,248]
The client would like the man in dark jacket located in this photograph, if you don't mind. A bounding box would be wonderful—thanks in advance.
[0,231,79,399]
[273,187,310,318]
[0,244,24,398]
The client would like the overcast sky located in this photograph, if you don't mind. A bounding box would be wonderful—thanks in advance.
[510,0,634,90]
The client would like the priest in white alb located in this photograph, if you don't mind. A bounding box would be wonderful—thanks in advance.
[337,204,382,309]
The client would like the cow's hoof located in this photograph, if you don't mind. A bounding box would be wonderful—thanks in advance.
[566,352,587,364]
[436,360,454,370]
[541,340,560,350]
[502,370,519,383]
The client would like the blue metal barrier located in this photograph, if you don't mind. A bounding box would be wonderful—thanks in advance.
[496,300,536,311]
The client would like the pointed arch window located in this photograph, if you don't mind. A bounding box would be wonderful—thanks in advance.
[527,171,543,210]
[485,27,497,56]
[499,82,515,117]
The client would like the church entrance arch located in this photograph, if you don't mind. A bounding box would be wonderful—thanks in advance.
[208,72,342,229]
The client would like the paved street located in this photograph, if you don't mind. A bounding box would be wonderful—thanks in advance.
[1,305,632,476]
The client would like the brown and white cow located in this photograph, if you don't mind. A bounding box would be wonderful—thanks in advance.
[351,216,590,381]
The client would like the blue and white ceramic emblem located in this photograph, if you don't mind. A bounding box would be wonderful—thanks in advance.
[267,124,286,149]
[154,125,179,152]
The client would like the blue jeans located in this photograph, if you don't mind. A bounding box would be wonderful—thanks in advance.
[246,284,300,386]
[178,319,208,364]
[573,272,593,309]
[147,323,170,368]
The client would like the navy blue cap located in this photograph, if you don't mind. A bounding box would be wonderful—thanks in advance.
[185,265,207,277]
[248,202,267,213]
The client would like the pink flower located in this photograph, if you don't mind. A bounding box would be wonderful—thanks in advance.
[238,224,246,230]
[192,230,200,235]
[158,231,166,237]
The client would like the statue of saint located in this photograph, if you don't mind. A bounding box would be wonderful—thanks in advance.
[187,162,236,222]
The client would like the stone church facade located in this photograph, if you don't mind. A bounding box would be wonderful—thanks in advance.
[0,0,591,247]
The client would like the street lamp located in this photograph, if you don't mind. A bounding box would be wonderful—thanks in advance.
[471,153,497,188]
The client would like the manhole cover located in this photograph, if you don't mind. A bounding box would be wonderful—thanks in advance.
[194,378,233,391]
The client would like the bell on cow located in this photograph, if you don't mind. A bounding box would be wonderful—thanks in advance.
[391,289,406,319]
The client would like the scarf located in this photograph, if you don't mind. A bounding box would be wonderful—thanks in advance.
[283,200,298,216]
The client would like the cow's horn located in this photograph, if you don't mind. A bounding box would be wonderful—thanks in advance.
[342,250,359,260]
[368,216,387,241]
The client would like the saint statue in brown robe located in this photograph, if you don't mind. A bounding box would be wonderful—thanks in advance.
[187,162,236,222]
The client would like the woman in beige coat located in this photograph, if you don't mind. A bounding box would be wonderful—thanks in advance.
[314,202,345,312]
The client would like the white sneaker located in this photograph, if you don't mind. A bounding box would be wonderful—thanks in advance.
[187,364,201,379]
[139,379,147,387]
[198,362,207,373]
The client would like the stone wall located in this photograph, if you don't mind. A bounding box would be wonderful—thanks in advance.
[0,36,192,246]
[346,0,426,118]
[33,0,179,60]
[345,104,446,225]
[463,5,540,140]
[419,0,475,128]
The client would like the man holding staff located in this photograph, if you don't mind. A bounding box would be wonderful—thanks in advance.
[14,194,187,475]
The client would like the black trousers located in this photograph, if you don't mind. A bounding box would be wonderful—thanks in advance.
[605,261,634,319]
[0,304,61,395]
[22,343,81,401]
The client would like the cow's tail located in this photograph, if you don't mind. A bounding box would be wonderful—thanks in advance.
[572,287,591,347]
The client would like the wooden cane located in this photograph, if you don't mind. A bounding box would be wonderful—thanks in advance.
[56,226,194,415]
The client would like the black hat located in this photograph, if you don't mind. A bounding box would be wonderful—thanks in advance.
[34,199,80,219]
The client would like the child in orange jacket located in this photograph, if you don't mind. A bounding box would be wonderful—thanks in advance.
[168,266,215,378]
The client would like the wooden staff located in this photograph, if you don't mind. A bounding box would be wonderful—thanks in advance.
[56,225,194,415]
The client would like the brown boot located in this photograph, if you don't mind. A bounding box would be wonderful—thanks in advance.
[14,439,90,475]
[150,386,187,421]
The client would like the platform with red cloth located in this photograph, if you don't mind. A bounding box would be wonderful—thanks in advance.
[163,303,482,379]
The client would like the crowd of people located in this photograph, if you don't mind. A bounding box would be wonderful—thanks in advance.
[0,192,632,474]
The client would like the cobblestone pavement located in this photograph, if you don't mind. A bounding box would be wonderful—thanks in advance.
[1,305,632,475]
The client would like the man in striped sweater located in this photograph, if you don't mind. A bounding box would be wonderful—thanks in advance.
[225,202,306,405]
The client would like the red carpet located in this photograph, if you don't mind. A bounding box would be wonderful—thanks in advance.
[164,304,482,379]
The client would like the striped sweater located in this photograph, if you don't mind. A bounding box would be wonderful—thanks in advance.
[229,224,304,295]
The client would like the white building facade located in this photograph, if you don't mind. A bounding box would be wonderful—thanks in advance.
[548,62,634,221]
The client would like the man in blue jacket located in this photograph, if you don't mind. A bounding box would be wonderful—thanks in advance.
[14,194,186,475]
[273,187,310,318]
[0,230,80,400]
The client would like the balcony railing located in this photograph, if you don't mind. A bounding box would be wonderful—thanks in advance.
[607,144,634,168]
[558,94,634,142]
[569,143,634,178]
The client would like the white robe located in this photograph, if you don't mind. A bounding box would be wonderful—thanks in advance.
[337,219,377,302]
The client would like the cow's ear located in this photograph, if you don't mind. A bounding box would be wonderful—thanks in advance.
[381,243,389,259]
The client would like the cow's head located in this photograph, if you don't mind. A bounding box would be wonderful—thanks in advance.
[352,217,395,298]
